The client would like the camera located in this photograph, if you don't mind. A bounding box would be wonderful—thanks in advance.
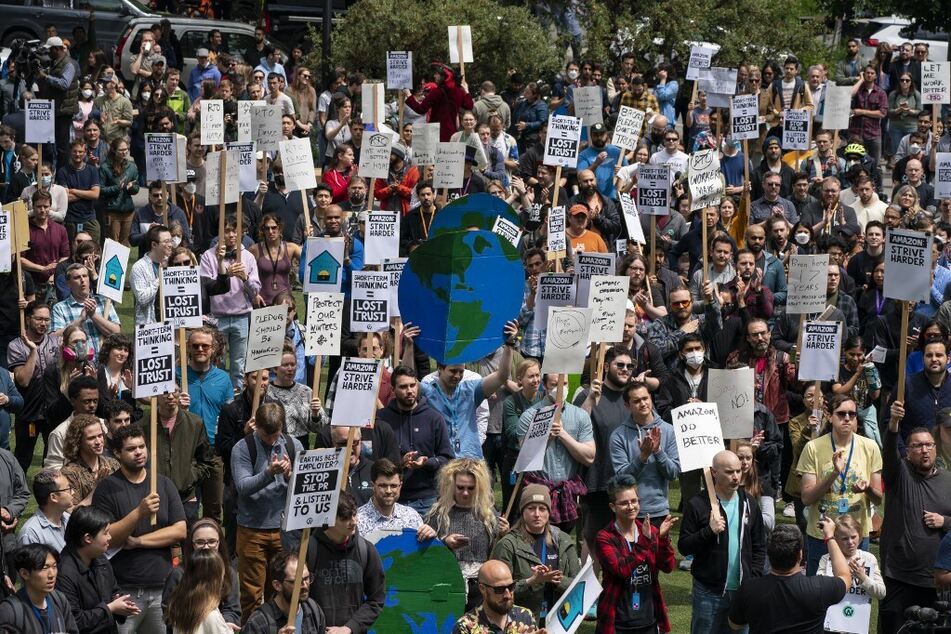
[9,38,53,80]
[903,602,951,631]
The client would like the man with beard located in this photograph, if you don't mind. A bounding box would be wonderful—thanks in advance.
[726,319,797,425]
[822,263,859,340]
[519,164,567,243]
[569,169,622,246]
[887,339,951,444]
[849,65,889,162]
[577,123,627,199]
[243,551,326,634]
[752,136,795,199]
[646,286,721,368]
[688,235,735,309]
[744,224,788,306]
[255,163,315,243]
[400,180,439,255]
[451,560,538,633]
[750,172,799,225]
[789,172,821,228]
[804,130,846,191]
[851,176,887,232]
[802,177,860,238]
[340,177,373,231]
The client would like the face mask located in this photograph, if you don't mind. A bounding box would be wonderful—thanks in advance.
[64,341,92,362]
[350,192,365,204]
[274,174,286,188]
[684,351,705,369]
[141,92,151,102]
[567,70,579,80]
[40,175,52,187]
[184,182,196,195]
[795,232,810,245]
[171,236,182,247]
[82,89,94,99]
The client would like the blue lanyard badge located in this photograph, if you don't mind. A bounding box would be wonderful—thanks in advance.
[830,435,855,495]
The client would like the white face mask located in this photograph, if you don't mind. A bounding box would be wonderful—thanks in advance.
[684,351,705,369]
[184,182,196,195]
[82,89,94,99]
[795,232,810,245]
[171,236,182,247]
[141,92,151,102]
[567,70,579,80]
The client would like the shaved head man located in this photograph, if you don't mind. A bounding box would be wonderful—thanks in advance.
[455,560,536,631]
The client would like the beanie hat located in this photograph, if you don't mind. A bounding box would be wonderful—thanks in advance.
[519,484,552,514]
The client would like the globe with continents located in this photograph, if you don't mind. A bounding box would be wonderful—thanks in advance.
[398,229,523,364]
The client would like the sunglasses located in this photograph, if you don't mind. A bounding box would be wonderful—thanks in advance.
[670,300,691,308]
[480,582,515,595]
[834,410,857,419]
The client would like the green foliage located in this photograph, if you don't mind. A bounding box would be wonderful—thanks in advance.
[874,0,946,31]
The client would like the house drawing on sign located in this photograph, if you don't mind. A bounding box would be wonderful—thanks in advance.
[103,255,124,291]
[308,250,341,285]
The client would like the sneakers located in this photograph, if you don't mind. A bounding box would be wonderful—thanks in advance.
[678,555,693,571]
[783,503,795,518]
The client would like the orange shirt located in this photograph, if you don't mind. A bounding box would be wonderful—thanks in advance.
[568,230,609,253]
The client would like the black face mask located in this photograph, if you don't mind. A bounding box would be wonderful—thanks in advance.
[274,174,285,188]
[651,130,664,144]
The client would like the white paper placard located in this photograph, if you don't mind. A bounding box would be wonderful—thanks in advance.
[161,266,202,329]
[546,559,603,634]
[672,402,725,473]
[25,99,55,144]
[283,448,344,531]
[686,45,716,80]
[364,211,400,265]
[414,122,440,166]
[382,258,406,318]
[280,137,318,192]
[303,237,346,293]
[359,131,393,180]
[492,216,522,247]
[244,304,289,373]
[573,86,603,127]
[134,321,176,398]
[251,104,283,151]
[350,270,390,332]
[386,51,413,90]
[540,307,593,375]
[330,358,382,426]
[687,149,722,211]
[936,153,951,199]
[305,292,344,356]
[921,62,950,105]
[227,141,258,193]
[619,193,646,243]
[730,94,759,141]
[544,115,582,168]
[237,99,266,143]
[447,25,473,64]
[144,133,181,182]
[698,67,737,96]
[587,275,629,344]
[574,252,615,307]
[204,150,240,205]
[433,142,465,189]
[611,105,645,150]
[707,368,755,439]
[822,85,853,131]
[514,404,557,473]
[200,99,224,145]
[0,211,9,273]
[787,254,830,314]
[884,228,932,302]
[361,82,385,127]
[823,558,874,634]
[547,205,566,254]
[636,165,671,216]
[534,273,575,330]
[799,321,842,381]
[96,239,131,304]
[782,108,811,150]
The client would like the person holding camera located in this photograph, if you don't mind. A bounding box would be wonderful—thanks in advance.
[35,36,80,167]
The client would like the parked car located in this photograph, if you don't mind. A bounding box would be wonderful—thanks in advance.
[259,0,353,48]
[858,15,949,63]
[0,0,155,48]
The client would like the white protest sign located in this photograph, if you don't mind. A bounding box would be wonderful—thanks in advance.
[823,558,875,634]
[574,252,615,307]
[686,45,716,80]
[200,99,224,145]
[25,99,55,144]
[884,228,932,302]
[251,104,283,151]
[359,131,393,180]
[244,304,289,373]
[414,122,440,166]
[204,150,240,205]
[283,448,344,531]
[144,133,180,182]
[936,153,951,199]
[698,67,737,96]
[544,115,583,168]
[782,109,811,150]
[921,62,950,105]
[611,106,645,150]
[302,237,346,293]
[822,85,853,131]
[687,149,722,211]
[361,82,385,128]
[547,205,566,254]
[365,211,400,265]
[799,321,842,381]
[280,137,318,192]
[546,559,603,634]
[534,273,575,329]
[672,402,725,472]
[636,165,671,216]
[448,26,473,64]
[173,135,187,183]
[96,239,130,304]
[587,275,629,344]
[730,94,759,141]
[237,99,265,143]
[350,270,390,332]
[573,86,603,127]
[492,216,522,248]
[227,141,258,193]
[514,404,557,473]
[382,258,406,318]
[619,193,645,243]
[133,321,176,398]
[386,51,413,90]
[305,292,344,356]
[707,368,755,439]
[161,266,202,329]
[541,307,593,375]
[0,211,9,273]
[433,142,465,189]
[787,254,830,314]
[330,358,382,426]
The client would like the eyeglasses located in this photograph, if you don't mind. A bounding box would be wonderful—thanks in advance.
[52,486,74,493]
[190,343,212,350]
[193,538,219,547]
[909,442,936,451]
[664,137,678,142]
[172,260,191,266]
[670,300,691,308]
[263,225,279,231]
[834,410,857,419]
[301,74,311,79]
[480,582,515,595]
[613,362,635,370]
[900,79,912,82]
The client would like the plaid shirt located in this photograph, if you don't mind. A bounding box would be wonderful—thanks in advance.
[516,286,546,359]
[51,294,120,354]
[620,90,659,114]
[849,83,888,141]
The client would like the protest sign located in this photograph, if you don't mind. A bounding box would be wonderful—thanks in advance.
[636,165,671,216]
[382,258,406,318]
[936,153,951,199]
[707,368,755,439]
[921,62,950,104]
[226,141,258,193]
[0,210,8,272]
[573,86,603,127]
[304,292,344,356]
[546,559,603,634]
[161,266,202,329]
[144,133,180,182]
[351,270,390,332]
[303,237,345,293]
[574,252,615,307]
[204,150,240,205]
[534,273,575,329]
[200,99,224,145]
[823,559,875,634]
[688,149,722,211]
[359,131,393,180]
[730,94,759,141]
[672,403,725,472]
[133,321,176,398]
[588,275,629,344]
[7,202,27,256]
[96,239,130,304]
[544,115,583,168]
[698,67,738,96]
[823,85,853,130]
[25,99,55,144]
[251,104,282,151]
[786,254,830,314]
[619,193,645,243]
[244,304,289,373]
[547,205,566,254]
[686,45,716,80]
[799,321,842,381]
[541,307,593,375]
[365,211,400,265]
[361,82,385,128]
[433,142,465,189]
[492,215,522,248]
[237,99,265,142]
[386,51,413,90]
[782,109,811,150]
[514,404,557,473]
[283,449,344,531]
[447,25,473,64]
[611,106,646,150]
[280,137,318,192]
[330,358,382,427]
[884,228,932,302]
[414,122,440,165]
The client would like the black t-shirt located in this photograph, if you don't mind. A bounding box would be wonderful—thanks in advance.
[615,540,656,631]
[728,573,846,634]
[92,470,186,587]
[0,271,33,332]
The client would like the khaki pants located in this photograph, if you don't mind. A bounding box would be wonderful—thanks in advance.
[236,526,283,623]
[105,213,133,246]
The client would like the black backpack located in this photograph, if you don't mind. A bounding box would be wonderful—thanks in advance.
[243,432,297,466]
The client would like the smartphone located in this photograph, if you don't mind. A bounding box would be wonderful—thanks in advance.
[455,536,470,546]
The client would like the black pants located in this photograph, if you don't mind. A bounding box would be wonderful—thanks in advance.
[482,433,503,484]
[500,451,519,520]
[13,418,55,473]
[54,115,72,168]
[880,576,936,634]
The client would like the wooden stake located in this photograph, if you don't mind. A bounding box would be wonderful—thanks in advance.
[286,526,311,628]
[179,328,188,396]
[701,210,709,290]
[301,189,311,238]
[392,317,402,369]
[250,370,264,421]
[149,397,158,526]
[897,302,910,402]
[397,91,405,138]
[311,354,323,404]
[367,177,377,214]
[649,216,656,277]
[703,467,721,522]
[340,426,358,484]
[36,145,42,192]
[551,165,562,209]
[457,28,466,84]
[217,150,227,263]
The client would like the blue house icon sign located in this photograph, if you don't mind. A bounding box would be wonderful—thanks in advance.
[308,250,341,285]
[103,255,124,291]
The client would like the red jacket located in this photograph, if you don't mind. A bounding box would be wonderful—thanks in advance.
[726,346,797,423]
[322,167,352,203]
[374,165,420,215]
[405,65,473,141]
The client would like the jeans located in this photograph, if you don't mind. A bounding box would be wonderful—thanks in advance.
[859,404,882,449]
[405,495,437,518]
[236,525,283,622]
[806,533,869,575]
[116,586,164,634]
[691,579,744,634]
[217,313,250,389]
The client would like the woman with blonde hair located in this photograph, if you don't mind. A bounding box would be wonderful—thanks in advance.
[816,514,886,616]
[501,359,543,508]
[166,548,232,633]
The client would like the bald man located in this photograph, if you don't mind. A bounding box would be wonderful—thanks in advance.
[452,560,540,634]
[678,450,767,634]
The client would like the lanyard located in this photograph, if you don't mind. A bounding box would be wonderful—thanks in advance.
[28,599,56,634]
[831,435,855,495]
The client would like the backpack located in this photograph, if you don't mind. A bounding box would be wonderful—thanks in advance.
[243,432,297,467]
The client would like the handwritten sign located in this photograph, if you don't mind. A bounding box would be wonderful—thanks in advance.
[365,211,400,265]
[687,46,716,80]
[534,273,575,330]
[330,358,382,427]
[687,149,722,211]
[237,99,265,143]
[574,252,614,307]
[782,108,811,150]
[161,266,202,329]
[514,404,557,473]
[921,62,950,105]
[573,86,603,127]
[280,137,318,192]
[414,122,440,166]
[698,67,737,96]
[134,321,176,398]
[636,165,670,216]
[707,368,754,439]
[350,270,390,332]
[730,94,759,141]
[547,205,566,254]
[541,307,593,375]
[433,142,465,189]
[619,193,645,244]
[884,228,932,302]
[145,133,181,182]
[447,25,473,64]
[359,131,393,180]
[204,150,240,205]
[799,321,842,381]
[936,153,951,199]
[200,99,224,145]
[305,292,344,356]
[823,85,853,131]
[283,448,344,531]
[251,104,282,151]
[244,304,289,373]
[25,100,54,144]
[672,402,724,473]
[386,51,413,90]
[544,115,582,168]
[786,254,829,314]
[587,275,629,344]
[611,106,645,150]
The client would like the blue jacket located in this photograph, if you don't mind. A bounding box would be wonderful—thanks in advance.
[0,370,23,450]
[759,250,788,306]
[577,144,627,200]
[512,98,549,137]
[609,415,680,517]
[180,365,233,444]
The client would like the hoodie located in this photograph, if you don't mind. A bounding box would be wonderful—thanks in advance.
[473,93,511,130]
[306,529,385,634]
[406,64,474,141]
[608,415,681,517]
[375,396,454,502]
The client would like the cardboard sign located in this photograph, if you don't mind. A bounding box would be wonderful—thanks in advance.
[361,82,385,128]
[687,149,722,211]
[433,142,465,189]
[698,67,738,96]
[884,228,932,302]
[283,448,344,531]
[588,275,629,344]
[799,321,842,381]
[540,307,593,375]
[611,105,645,150]
[786,254,830,314]
[534,273,575,329]
[492,215,522,248]
[237,99,265,143]
[364,211,400,265]
[823,85,853,131]
[244,304,289,373]
[574,252,615,307]
[672,402,725,473]
[573,86,603,127]
[921,62,950,105]
[329,358,382,427]
[823,558,875,634]
[547,559,603,634]
[6,201,28,255]
[350,270,390,332]
[0,210,10,272]
[619,193,645,243]
[359,131,393,180]
[544,115,582,168]
[514,404,557,473]
[447,25,473,64]
[547,205,566,254]
[636,165,671,216]
[782,109,811,151]
[133,321,176,398]
[382,258,406,318]
[144,133,180,182]
[305,291,344,356]
[303,237,345,293]
[161,266,202,329]
[936,153,951,200]
[414,122,440,166]
[386,51,413,90]
[25,100,54,144]
[730,94,759,141]
[204,150,240,205]
[225,141,258,193]
[708,368,755,439]
[280,137,318,192]
[200,99,224,145]
[251,104,283,151]
[96,239,130,304]
[686,45,716,80]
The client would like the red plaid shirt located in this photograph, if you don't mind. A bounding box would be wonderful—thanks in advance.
[848,83,888,141]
